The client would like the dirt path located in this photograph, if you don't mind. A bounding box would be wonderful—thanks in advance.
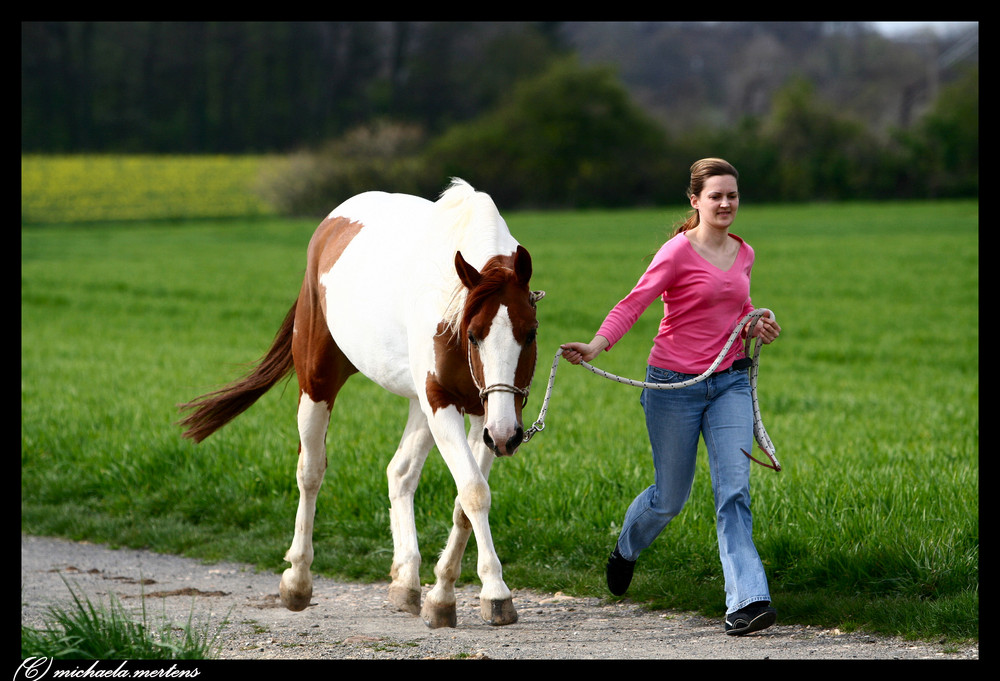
[20,535,977,661]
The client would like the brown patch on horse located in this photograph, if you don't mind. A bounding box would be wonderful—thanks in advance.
[292,278,356,407]
[308,216,365,319]
[426,320,486,416]
[294,216,363,405]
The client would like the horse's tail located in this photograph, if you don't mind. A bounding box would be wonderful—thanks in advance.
[177,299,297,443]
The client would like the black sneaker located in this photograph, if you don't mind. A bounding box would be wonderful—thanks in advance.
[606,545,636,596]
[724,601,777,636]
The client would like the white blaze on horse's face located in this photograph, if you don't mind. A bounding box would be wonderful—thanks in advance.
[476,304,524,456]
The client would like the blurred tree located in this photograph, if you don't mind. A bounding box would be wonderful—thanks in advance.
[760,77,882,201]
[257,119,436,218]
[424,57,676,208]
[893,65,978,198]
[21,21,564,153]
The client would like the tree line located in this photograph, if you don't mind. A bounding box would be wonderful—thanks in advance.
[22,22,977,208]
[21,22,565,153]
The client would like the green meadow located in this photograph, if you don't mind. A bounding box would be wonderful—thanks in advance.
[21,197,977,642]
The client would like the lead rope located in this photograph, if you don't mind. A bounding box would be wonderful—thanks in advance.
[522,308,781,472]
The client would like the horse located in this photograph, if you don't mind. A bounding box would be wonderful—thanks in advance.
[178,179,542,628]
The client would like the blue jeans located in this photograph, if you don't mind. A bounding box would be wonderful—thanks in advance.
[616,364,771,614]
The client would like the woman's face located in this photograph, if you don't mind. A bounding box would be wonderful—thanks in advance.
[691,174,739,230]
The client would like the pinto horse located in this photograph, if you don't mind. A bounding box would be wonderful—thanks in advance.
[178,179,541,628]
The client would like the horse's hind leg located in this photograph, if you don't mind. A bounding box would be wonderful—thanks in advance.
[386,399,434,615]
[279,290,355,611]
[279,391,331,611]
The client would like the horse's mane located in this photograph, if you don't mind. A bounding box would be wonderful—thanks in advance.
[434,178,511,338]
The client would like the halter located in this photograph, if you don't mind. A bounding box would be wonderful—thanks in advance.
[522,308,781,472]
[467,338,531,405]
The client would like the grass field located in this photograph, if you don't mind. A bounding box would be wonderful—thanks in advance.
[21,199,978,642]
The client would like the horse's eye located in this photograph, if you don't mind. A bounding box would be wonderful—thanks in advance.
[525,329,536,345]
[468,332,479,347]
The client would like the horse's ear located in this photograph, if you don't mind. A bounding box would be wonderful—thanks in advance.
[455,251,481,290]
[514,245,532,285]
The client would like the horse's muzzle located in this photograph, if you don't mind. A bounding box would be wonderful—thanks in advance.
[483,426,524,457]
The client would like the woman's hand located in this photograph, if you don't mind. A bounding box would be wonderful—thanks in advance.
[751,314,781,344]
[560,336,610,364]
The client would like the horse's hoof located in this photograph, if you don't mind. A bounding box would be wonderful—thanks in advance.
[421,600,458,629]
[279,571,312,612]
[279,587,312,611]
[387,584,421,615]
[482,597,518,625]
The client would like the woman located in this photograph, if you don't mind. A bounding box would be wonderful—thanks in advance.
[560,158,781,636]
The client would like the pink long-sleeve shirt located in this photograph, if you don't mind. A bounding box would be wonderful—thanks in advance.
[596,231,755,374]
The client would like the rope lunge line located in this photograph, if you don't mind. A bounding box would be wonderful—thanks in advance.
[522,308,781,472]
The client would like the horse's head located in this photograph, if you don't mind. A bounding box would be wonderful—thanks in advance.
[456,245,542,456]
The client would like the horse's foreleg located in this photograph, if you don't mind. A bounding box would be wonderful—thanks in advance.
[422,413,517,628]
[419,495,470,628]
[386,399,434,615]
[279,392,330,611]
[464,418,517,625]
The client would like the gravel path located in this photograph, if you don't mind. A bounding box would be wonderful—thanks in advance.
[21,535,977,661]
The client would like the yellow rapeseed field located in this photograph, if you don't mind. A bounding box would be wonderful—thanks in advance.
[21,155,278,224]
